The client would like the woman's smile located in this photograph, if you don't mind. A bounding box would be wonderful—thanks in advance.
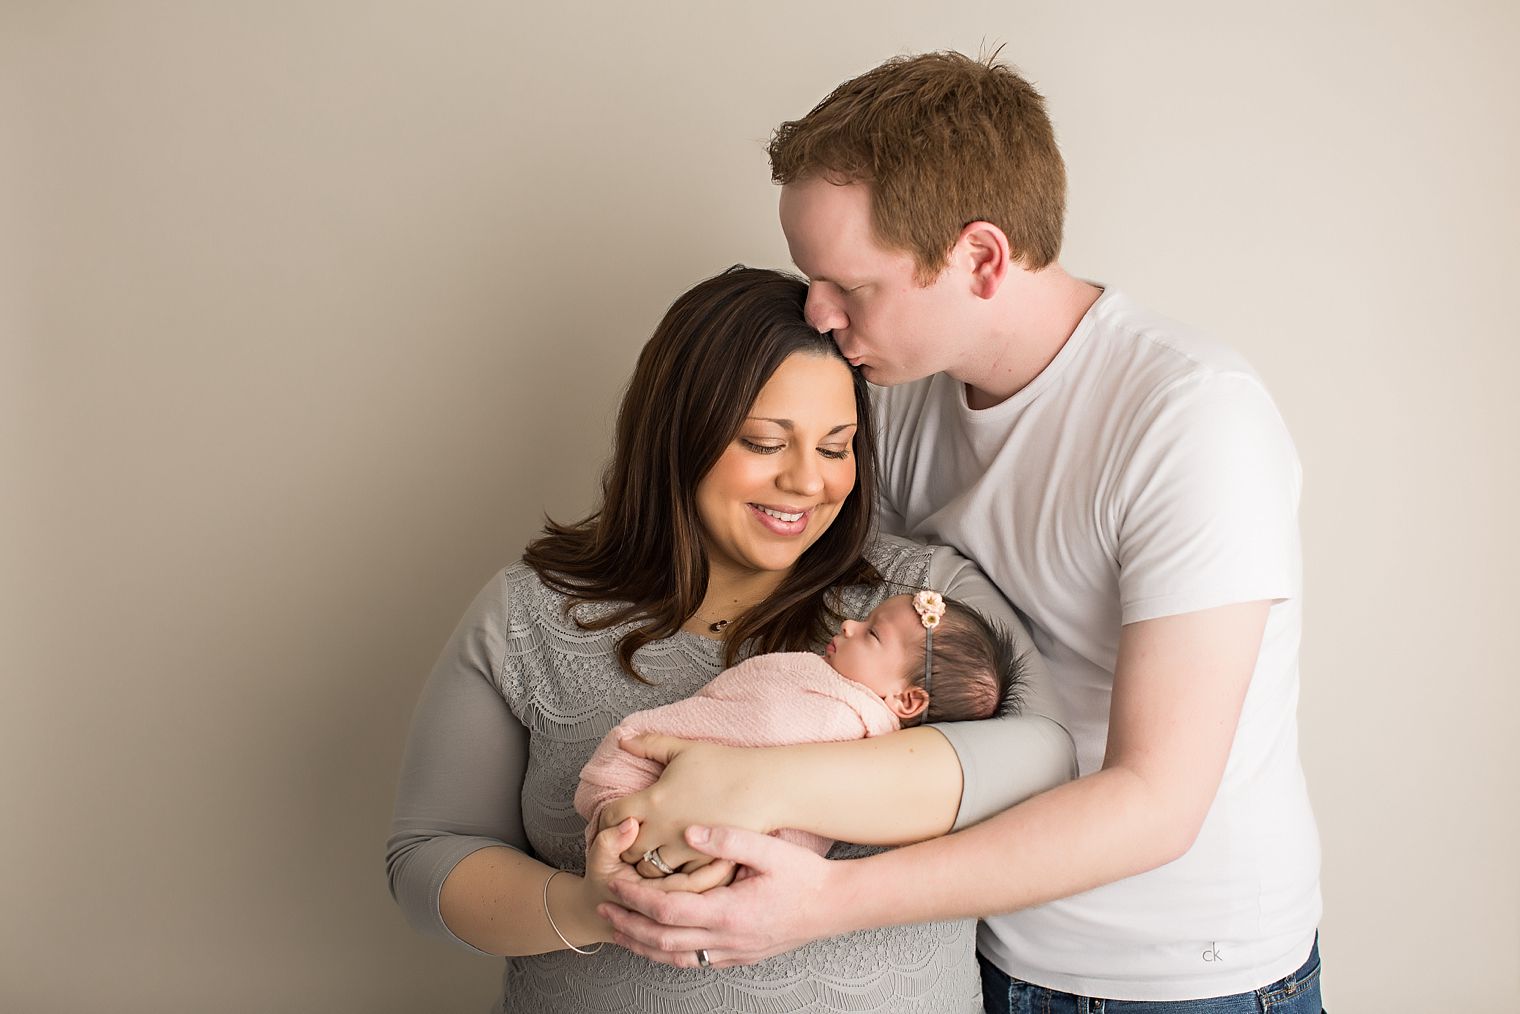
[747,502,812,535]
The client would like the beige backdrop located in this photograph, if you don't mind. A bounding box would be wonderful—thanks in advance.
[4,1,1517,1010]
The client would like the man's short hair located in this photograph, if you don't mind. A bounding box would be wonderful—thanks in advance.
[768,49,1066,281]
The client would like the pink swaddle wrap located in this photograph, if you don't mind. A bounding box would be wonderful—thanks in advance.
[574,651,901,856]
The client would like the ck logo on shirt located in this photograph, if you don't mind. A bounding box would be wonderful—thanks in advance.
[1202,942,1224,962]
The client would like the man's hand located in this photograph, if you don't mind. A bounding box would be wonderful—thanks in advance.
[598,824,840,968]
[598,735,779,874]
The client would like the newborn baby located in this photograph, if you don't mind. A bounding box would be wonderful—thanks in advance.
[575,591,1026,857]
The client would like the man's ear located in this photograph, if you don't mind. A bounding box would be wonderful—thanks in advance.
[956,221,1013,299]
[887,686,929,721]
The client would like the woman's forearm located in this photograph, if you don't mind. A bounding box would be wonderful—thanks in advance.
[754,728,963,843]
[754,712,1075,841]
[610,712,1077,865]
[439,847,608,956]
[610,727,964,853]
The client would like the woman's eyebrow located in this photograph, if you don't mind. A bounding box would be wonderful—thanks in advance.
[746,417,858,436]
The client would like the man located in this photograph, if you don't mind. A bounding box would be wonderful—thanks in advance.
[602,51,1322,1010]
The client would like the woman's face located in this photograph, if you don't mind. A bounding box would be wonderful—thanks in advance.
[695,351,859,584]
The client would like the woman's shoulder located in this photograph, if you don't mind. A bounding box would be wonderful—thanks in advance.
[502,559,648,634]
[499,559,550,602]
[861,532,937,579]
[468,560,552,622]
[447,562,590,661]
[490,562,644,703]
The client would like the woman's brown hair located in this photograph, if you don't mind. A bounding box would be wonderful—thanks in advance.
[523,266,880,680]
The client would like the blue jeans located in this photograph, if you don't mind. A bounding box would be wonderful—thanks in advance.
[978,937,1322,1014]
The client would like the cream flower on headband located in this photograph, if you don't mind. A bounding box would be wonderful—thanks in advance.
[912,590,945,630]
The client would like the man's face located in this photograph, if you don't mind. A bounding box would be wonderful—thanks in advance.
[780,176,968,387]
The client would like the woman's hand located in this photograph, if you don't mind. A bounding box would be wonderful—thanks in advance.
[598,735,781,873]
[599,824,843,968]
[583,818,645,907]
[586,816,738,905]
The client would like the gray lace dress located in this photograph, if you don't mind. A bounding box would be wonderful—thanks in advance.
[387,535,1073,1013]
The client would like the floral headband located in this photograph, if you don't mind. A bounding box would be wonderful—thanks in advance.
[912,590,946,702]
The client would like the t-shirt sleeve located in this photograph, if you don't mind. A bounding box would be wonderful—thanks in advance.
[924,545,1079,830]
[1115,372,1302,625]
[385,571,530,957]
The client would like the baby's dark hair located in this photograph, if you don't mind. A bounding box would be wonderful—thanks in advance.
[903,597,1028,726]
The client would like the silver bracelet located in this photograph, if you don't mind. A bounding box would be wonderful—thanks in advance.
[542,870,605,955]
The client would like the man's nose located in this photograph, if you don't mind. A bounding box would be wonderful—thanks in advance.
[804,285,849,334]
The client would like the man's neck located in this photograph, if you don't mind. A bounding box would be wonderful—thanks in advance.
[955,266,1103,410]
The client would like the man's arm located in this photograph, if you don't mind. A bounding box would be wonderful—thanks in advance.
[599,600,1268,967]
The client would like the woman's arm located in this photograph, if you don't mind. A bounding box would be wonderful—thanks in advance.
[386,574,734,955]
[602,545,1077,867]
[606,729,961,860]
[385,572,598,955]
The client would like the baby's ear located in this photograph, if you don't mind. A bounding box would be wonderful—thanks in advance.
[887,686,929,721]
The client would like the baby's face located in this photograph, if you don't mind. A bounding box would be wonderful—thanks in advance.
[824,594,923,697]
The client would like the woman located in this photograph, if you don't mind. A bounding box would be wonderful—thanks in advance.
[386,266,1073,1012]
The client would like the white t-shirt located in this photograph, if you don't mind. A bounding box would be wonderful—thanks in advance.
[888,287,1321,1000]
